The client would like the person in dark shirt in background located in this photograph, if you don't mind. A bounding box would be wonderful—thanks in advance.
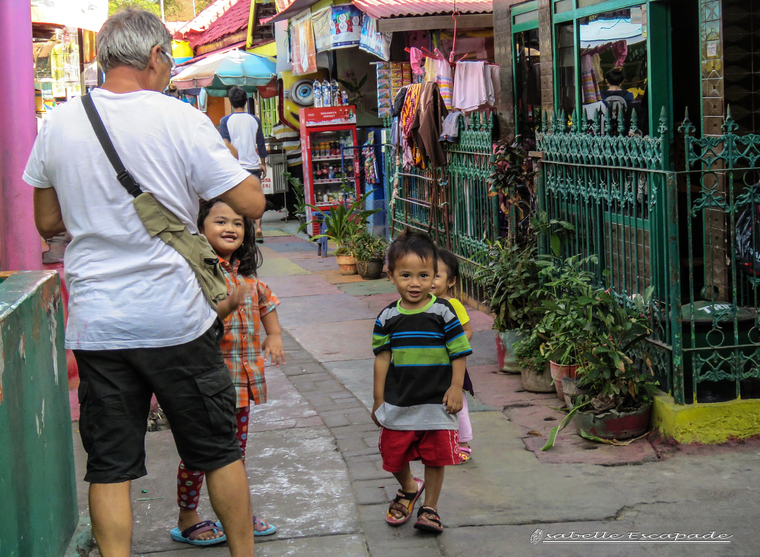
[220,86,268,243]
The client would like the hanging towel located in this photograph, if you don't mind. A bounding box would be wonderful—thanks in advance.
[411,82,449,169]
[424,56,437,83]
[581,54,601,104]
[453,61,487,113]
[435,58,453,110]
[400,83,423,168]
[489,65,501,106]
[439,110,463,142]
[409,47,425,76]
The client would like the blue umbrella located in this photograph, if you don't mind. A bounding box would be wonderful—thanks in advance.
[173,50,277,96]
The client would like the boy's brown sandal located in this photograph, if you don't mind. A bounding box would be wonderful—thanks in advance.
[414,506,443,534]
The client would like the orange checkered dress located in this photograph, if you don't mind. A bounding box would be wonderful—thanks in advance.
[219,259,280,408]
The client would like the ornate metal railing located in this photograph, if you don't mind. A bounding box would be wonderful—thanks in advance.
[679,108,760,404]
[537,105,760,404]
[385,112,497,300]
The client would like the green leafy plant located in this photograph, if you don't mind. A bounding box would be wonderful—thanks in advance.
[573,286,659,412]
[338,70,368,112]
[299,189,379,252]
[475,213,575,332]
[487,137,537,200]
[513,332,548,373]
[284,171,306,217]
[350,231,388,263]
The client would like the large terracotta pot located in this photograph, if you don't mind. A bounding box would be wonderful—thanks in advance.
[521,361,555,393]
[356,258,384,280]
[573,403,652,440]
[549,361,579,401]
[495,330,526,374]
[336,254,357,275]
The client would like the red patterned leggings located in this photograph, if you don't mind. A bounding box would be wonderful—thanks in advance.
[177,406,250,510]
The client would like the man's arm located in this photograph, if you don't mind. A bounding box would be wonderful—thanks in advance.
[33,188,66,238]
[223,139,239,160]
[219,174,266,219]
[255,116,267,177]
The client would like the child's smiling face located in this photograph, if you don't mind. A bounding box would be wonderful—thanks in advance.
[201,201,245,260]
[389,253,436,310]
[432,261,456,298]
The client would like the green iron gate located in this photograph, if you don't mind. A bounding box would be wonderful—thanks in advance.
[680,110,760,404]
[385,112,498,300]
[538,106,760,404]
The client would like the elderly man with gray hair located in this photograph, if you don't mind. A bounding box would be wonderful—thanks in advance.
[24,9,263,557]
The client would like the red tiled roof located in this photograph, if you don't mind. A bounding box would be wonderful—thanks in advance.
[190,0,251,49]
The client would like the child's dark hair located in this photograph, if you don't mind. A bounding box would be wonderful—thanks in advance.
[437,249,460,287]
[228,86,248,109]
[198,198,261,277]
[605,68,625,86]
[387,228,438,274]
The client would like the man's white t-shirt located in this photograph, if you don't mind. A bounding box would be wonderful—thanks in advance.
[23,89,251,351]
[224,113,261,170]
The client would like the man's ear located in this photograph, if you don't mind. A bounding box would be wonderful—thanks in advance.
[147,45,162,71]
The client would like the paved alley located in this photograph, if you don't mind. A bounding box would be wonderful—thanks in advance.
[76,212,760,557]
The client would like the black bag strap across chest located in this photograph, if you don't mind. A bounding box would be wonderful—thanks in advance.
[81,93,143,198]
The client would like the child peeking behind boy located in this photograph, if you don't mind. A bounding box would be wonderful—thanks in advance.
[371,229,472,534]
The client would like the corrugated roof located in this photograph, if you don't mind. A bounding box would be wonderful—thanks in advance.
[352,0,492,19]
[174,0,238,38]
[191,0,251,49]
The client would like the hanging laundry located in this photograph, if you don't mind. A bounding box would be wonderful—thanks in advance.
[409,47,425,76]
[489,65,501,106]
[581,54,602,104]
[436,58,453,110]
[363,136,379,184]
[439,110,463,143]
[453,61,487,113]
[411,82,449,169]
[400,83,423,168]
[424,56,437,83]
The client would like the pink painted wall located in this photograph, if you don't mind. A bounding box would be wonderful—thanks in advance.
[0,2,42,272]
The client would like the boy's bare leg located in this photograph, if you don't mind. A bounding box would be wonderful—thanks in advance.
[389,464,419,519]
[422,465,445,511]
[206,460,254,556]
[89,481,133,557]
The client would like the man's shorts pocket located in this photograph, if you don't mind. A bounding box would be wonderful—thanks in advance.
[195,367,236,434]
[78,380,93,452]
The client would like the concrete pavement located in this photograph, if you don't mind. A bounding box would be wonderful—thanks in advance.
[77,211,760,557]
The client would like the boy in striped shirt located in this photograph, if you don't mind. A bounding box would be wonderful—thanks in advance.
[372,229,472,534]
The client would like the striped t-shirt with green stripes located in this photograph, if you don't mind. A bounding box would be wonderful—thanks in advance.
[372,295,472,430]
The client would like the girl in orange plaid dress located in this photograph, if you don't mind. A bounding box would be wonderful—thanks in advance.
[170,198,285,547]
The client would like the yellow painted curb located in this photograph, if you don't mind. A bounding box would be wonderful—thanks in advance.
[653,392,760,444]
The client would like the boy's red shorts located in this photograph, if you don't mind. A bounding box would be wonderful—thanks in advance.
[379,428,459,473]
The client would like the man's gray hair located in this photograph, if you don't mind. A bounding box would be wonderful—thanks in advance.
[97,9,172,73]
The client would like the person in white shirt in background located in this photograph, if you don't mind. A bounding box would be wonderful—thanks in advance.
[220,86,268,243]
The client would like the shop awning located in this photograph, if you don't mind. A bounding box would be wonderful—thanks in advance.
[352,0,492,20]
[270,0,323,23]
[173,49,276,96]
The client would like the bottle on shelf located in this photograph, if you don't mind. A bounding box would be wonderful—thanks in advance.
[313,80,321,108]
[331,80,339,106]
[322,81,331,107]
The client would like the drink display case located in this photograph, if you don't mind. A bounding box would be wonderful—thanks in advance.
[299,106,360,236]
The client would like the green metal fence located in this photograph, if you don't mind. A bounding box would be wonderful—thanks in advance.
[537,106,760,404]
[679,110,760,404]
[385,112,497,299]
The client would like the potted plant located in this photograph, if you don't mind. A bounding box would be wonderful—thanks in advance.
[512,330,554,393]
[542,286,659,448]
[300,190,379,275]
[351,231,387,280]
[475,214,575,376]
[532,253,599,400]
[285,172,307,225]
[475,239,537,373]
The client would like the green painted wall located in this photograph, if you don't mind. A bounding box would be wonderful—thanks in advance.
[0,272,77,557]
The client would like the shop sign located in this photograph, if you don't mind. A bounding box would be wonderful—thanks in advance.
[313,5,363,53]
[291,9,318,76]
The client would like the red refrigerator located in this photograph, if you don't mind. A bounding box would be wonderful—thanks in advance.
[299,106,361,236]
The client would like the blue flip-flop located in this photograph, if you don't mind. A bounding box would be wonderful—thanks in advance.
[215,516,277,537]
[170,520,227,546]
